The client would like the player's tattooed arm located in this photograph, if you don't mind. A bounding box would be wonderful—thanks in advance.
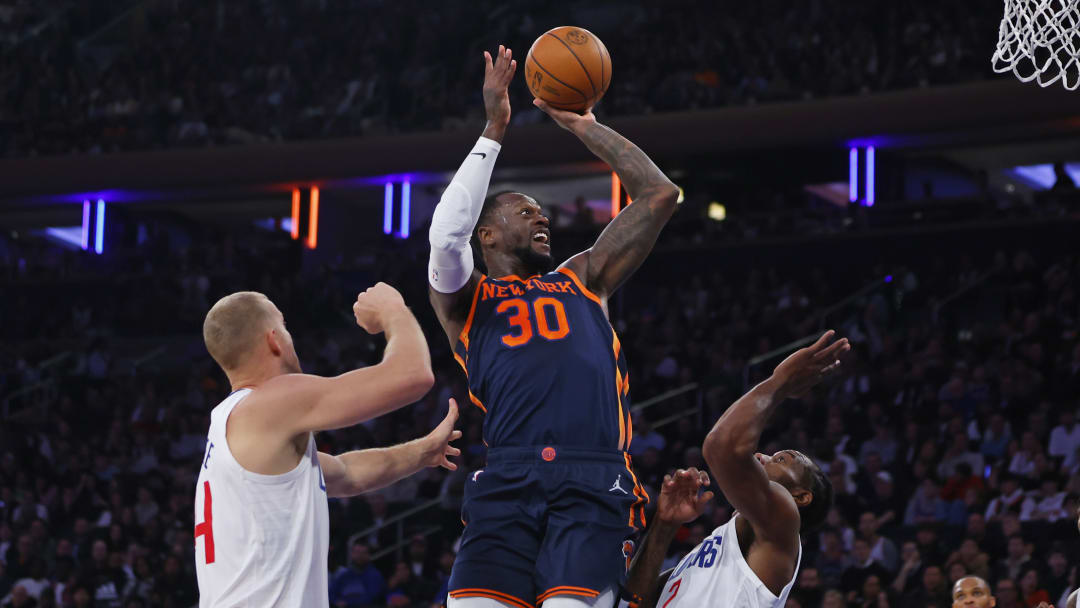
[533,100,679,299]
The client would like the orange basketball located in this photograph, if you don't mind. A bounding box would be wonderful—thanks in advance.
[524,26,612,113]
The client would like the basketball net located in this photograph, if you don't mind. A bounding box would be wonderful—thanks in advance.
[992,0,1080,90]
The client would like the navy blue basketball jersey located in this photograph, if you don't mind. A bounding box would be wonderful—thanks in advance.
[453,267,633,450]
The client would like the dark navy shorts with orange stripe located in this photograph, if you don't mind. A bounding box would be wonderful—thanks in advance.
[448,446,647,607]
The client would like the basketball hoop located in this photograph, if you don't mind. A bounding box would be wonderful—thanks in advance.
[992,0,1080,90]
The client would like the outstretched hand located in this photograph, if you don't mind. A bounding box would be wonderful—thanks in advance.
[656,468,713,525]
[422,399,463,470]
[771,330,850,399]
[483,45,516,128]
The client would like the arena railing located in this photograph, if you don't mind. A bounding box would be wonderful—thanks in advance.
[629,383,703,431]
[931,267,1002,323]
[346,496,444,562]
[1,351,71,419]
[740,275,894,391]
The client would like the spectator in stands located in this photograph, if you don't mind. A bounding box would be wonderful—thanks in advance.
[841,538,893,595]
[1,584,35,608]
[938,433,985,481]
[850,574,890,608]
[904,477,945,526]
[821,589,845,608]
[980,414,1013,463]
[1049,410,1080,470]
[942,462,985,502]
[900,564,950,608]
[384,561,431,607]
[816,529,851,589]
[946,539,990,581]
[794,567,824,608]
[1008,432,1044,479]
[995,535,1035,583]
[1018,567,1051,607]
[866,471,904,519]
[891,541,924,597]
[985,474,1025,520]
[1019,474,1067,522]
[859,424,899,467]
[629,417,666,456]
[329,542,386,607]
[913,525,947,568]
[1044,550,1071,606]
[858,511,899,573]
[993,578,1022,608]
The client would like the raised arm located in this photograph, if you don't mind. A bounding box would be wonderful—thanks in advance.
[534,101,679,301]
[702,332,848,544]
[624,469,712,608]
[428,46,516,346]
[253,283,434,435]
[319,400,462,498]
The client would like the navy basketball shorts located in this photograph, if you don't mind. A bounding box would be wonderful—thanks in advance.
[448,446,648,608]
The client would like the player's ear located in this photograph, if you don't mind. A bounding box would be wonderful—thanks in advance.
[792,488,812,508]
[477,225,495,246]
[266,329,283,357]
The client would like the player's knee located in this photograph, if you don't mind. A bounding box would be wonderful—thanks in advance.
[447,596,519,608]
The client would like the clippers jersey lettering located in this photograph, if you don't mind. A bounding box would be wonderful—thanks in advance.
[194,389,330,608]
[454,267,632,449]
[657,517,801,608]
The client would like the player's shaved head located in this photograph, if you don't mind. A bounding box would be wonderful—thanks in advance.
[953,576,995,608]
[203,291,277,371]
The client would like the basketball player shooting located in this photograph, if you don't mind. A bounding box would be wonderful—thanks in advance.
[427,46,680,608]
[194,285,461,607]
[621,331,848,608]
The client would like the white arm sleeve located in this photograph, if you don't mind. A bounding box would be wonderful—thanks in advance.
[428,136,502,293]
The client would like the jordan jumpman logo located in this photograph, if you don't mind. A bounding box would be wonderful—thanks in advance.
[610,474,628,494]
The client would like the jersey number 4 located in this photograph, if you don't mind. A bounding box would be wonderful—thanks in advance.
[496,297,570,347]
[195,480,215,564]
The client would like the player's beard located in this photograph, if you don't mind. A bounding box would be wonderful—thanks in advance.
[513,245,555,275]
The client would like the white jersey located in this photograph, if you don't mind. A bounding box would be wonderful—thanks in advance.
[656,516,801,608]
[194,389,330,607]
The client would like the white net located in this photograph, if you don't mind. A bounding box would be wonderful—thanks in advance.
[992,0,1080,90]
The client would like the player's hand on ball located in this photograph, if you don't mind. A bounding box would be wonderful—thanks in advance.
[657,468,713,524]
[423,399,463,470]
[352,282,406,334]
[771,329,849,399]
[533,99,596,135]
[483,45,516,127]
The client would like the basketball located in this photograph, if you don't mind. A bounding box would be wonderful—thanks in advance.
[525,26,611,113]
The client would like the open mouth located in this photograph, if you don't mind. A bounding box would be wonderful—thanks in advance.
[532,231,550,245]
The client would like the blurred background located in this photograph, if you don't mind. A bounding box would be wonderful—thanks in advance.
[1,1,1079,607]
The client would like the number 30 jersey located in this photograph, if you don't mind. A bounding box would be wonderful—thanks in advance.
[194,389,330,608]
[656,516,801,608]
[454,268,632,450]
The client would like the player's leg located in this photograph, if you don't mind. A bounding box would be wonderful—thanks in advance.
[449,463,543,608]
[534,452,643,607]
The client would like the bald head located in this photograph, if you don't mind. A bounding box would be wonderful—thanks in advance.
[203,292,279,372]
[953,576,995,608]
